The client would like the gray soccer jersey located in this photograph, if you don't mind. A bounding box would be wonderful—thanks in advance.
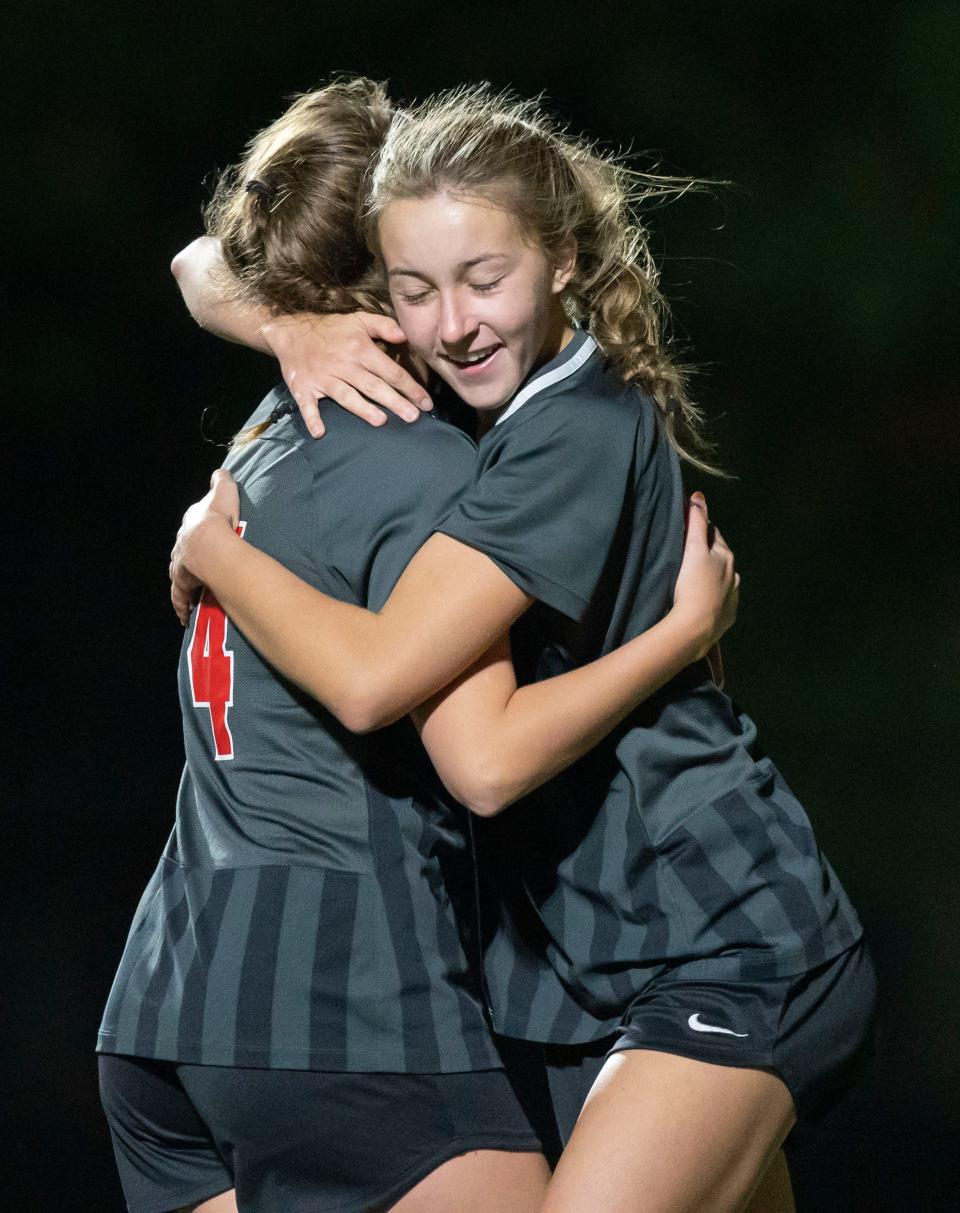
[98,390,503,1073]
[438,330,863,1044]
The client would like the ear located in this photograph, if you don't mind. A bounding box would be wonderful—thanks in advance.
[550,237,578,294]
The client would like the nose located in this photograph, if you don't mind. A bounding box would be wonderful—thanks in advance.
[438,289,477,348]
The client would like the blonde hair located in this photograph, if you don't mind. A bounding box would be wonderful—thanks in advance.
[206,77,394,318]
[364,86,719,473]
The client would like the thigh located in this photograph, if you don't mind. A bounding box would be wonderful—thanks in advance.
[191,1193,239,1213]
[178,1065,548,1213]
[743,1151,794,1213]
[542,1049,795,1213]
[390,1149,550,1213]
[98,1054,234,1213]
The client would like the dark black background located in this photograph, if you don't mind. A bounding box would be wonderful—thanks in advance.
[8,1,958,1207]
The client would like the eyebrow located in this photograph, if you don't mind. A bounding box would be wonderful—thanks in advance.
[388,254,507,280]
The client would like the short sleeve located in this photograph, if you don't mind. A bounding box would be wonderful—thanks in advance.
[436,400,642,621]
[313,408,478,613]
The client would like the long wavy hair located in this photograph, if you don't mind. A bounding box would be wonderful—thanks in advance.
[363,85,719,472]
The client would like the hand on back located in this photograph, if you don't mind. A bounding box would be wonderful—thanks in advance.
[672,492,741,658]
[261,311,433,437]
[170,470,241,626]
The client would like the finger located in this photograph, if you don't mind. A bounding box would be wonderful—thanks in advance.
[357,312,408,346]
[171,567,193,595]
[322,380,389,427]
[346,367,422,422]
[359,345,432,411]
[171,583,190,626]
[288,383,325,439]
[685,493,709,544]
[173,577,198,620]
[200,475,238,530]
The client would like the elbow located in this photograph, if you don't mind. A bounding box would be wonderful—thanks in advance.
[337,701,388,736]
[170,237,202,283]
[331,681,405,736]
[333,653,424,734]
[463,793,510,819]
[447,762,519,819]
[170,236,215,309]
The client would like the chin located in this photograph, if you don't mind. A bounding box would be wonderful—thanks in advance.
[458,390,503,411]
[462,377,520,411]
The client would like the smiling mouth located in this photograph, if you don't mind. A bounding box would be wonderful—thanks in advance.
[443,344,503,372]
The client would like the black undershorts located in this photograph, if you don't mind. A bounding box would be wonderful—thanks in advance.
[543,940,876,1143]
[99,1049,552,1213]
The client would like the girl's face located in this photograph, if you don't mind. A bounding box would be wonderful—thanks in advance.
[379,191,575,421]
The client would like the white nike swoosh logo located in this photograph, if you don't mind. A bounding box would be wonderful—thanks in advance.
[687,1012,749,1038]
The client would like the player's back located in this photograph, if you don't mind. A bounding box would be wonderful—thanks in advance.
[98,389,503,1075]
[175,389,475,871]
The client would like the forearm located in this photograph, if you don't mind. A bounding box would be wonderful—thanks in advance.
[171,236,274,351]
[183,523,529,731]
[457,612,706,816]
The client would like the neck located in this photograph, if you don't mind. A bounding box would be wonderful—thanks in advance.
[535,309,575,373]
[476,411,499,439]
[476,309,575,437]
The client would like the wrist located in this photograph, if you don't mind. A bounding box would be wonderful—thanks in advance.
[663,603,714,664]
[261,311,314,359]
[182,514,235,580]
[259,315,286,357]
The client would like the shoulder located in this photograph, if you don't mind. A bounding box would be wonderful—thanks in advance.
[229,383,294,440]
[563,356,654,431]
[224,386,304,484]
[297,403,479,536]
[308,398,476,470]
[494,360,649,462]
[228,390,476,490]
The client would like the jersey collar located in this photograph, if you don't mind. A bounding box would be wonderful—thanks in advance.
[495,329,598,427]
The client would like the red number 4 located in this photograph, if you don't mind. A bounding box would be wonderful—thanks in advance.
[188,521,246,760]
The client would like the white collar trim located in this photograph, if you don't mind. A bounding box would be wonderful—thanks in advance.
[495,335,598,426]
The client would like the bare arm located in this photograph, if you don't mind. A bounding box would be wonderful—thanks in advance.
[172,474,533,733]
[170,237,432,434]
[171,236,274,349]
[413,499,737,816]
[172,476,733,809]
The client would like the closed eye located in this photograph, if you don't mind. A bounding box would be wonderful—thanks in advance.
[398,290,432,305]
[471,278,504,293]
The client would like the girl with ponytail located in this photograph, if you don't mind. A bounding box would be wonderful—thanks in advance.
[171,86,871,1211]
